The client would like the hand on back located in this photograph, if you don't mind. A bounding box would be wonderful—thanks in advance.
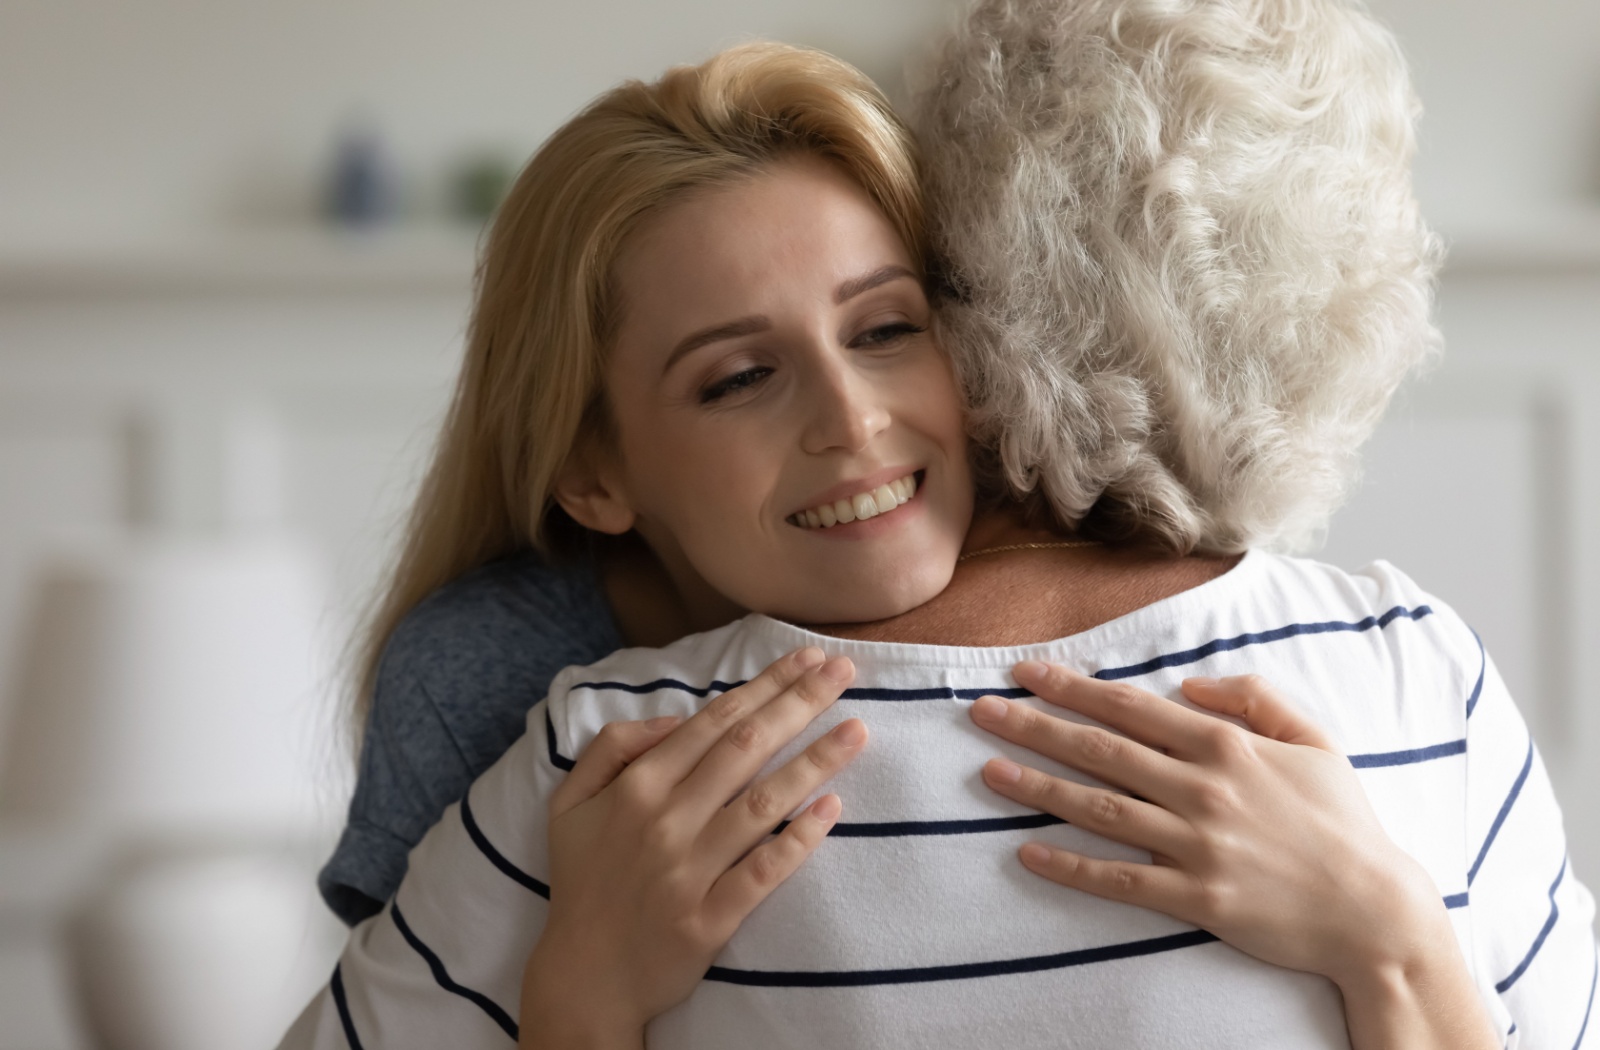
[520,647,866,1049]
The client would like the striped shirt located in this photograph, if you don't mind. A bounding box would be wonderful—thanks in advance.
[282,551,1598,1049]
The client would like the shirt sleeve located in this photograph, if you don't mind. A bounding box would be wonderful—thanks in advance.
[282,697,567,1050]
[317,555,621,926]
[1459,621,1599,1047]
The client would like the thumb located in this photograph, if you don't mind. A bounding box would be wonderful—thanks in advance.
[549,715,680,817]
[1180,675,1339,753]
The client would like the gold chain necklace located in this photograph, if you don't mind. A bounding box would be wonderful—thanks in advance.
[957,540,1098,563]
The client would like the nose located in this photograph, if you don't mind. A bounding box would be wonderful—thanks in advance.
[799,354,891,456]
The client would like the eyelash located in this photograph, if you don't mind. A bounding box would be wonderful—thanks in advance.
[696,322,928,405]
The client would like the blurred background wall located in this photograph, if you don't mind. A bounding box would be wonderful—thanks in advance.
[0,0,1596,1047]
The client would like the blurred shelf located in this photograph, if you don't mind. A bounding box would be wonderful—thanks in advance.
[1441,208,1600,274]
[0,226,482,298]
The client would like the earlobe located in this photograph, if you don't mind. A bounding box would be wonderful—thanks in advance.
[552,448,636,536]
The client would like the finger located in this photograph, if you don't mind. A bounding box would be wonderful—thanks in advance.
[1011,661,1219,755]
[968,693,1195,804]
[548,715,680,817]
[1180,675,1339,753]
[982,758,1192,859]
[1017,842,1202,922]
[699,717,868,869]
[674,657,855,822]
[702,794,842,940]
[632,646,827,781]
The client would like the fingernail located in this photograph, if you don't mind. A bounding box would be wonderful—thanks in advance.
[832,719,866,746]
[1020,843,1051,866]
[794,647,826,669]
[971,696,1008,723]
[1013,660,1048,683]
[811,794,842,822]
[644,715,680,731]
[1185,676,1218,688]
[820,656,854,684]
[986,758,1023,785]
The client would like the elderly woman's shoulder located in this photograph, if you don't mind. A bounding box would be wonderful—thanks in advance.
[1244,549,1479,656]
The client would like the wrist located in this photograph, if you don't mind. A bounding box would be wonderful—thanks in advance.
[521,941,645,1050]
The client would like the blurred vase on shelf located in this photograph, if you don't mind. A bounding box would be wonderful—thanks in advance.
[0,535,342,1050]
[325,122,400,228]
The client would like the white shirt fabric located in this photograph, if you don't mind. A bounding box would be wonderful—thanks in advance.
[282,551,1598,1049]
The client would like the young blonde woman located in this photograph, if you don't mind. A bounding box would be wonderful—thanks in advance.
[297,6,1594,1049]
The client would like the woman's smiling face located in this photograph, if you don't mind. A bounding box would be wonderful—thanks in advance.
[573,155,972,626]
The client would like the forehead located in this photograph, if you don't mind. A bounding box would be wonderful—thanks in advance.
[610,157,916,338]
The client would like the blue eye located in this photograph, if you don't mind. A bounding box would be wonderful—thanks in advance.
[699,366,772,404]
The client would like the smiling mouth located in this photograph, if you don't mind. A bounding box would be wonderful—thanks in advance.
[787,471,921,529]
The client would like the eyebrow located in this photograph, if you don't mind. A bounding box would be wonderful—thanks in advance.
[833,264,917,305]
[660,264,920,376]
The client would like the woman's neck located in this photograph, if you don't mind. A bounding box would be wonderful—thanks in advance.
[814,505,1241,646]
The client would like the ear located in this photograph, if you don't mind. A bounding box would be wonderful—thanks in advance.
[552,439,636,536]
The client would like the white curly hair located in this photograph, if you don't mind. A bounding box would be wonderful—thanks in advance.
[913,0,1444,553]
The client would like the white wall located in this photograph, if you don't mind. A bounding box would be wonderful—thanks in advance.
[0,0,963,245]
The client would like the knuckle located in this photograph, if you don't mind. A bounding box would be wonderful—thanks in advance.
[1208,722,1256,765]
[743,782,783,822]
[1106,864,1141,895]
[1089,790,1125,827]
[1104,683,1145,713]
[727,717,765,754]
[747,845,784,889]
[1080,727,1123,764]
[703,691,745,729]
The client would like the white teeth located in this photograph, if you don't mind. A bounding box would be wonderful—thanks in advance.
[791,473,920,530]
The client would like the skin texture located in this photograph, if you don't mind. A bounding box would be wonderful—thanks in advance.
[554,155,974,632]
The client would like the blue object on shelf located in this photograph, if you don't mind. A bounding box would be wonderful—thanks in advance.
[326,125,398,228]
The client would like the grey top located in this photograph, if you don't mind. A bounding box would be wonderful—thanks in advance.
[317,552,622,926]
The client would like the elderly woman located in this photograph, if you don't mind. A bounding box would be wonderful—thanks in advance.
[302,1,1595,1048]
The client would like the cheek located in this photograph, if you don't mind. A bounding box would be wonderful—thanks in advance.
[620,417,775,529]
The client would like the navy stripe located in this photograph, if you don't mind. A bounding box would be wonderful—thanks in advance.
[1093,605,1435,682]
[544,709,574,772]
[844,685,1034,701]
[774,812,1066,838]
[1470,737,1535,886]
[1495,856,1569,994]
[565,606,1435,704]
[1467,629,1487,718]
[330,964,364,1050]
[461,788,549,899]
[705,928,1220,987]
[391,903,519,1040]
[571,677,747,697]
[1349,738,1466,769]
[1443,891,1469,909]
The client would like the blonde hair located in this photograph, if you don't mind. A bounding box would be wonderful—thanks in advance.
[351,42,925,729]
[915,0,1443,553]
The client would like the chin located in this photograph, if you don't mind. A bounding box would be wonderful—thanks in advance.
[773,561,955,626]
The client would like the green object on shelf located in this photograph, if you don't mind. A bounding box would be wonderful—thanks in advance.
[452,154,517,223]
